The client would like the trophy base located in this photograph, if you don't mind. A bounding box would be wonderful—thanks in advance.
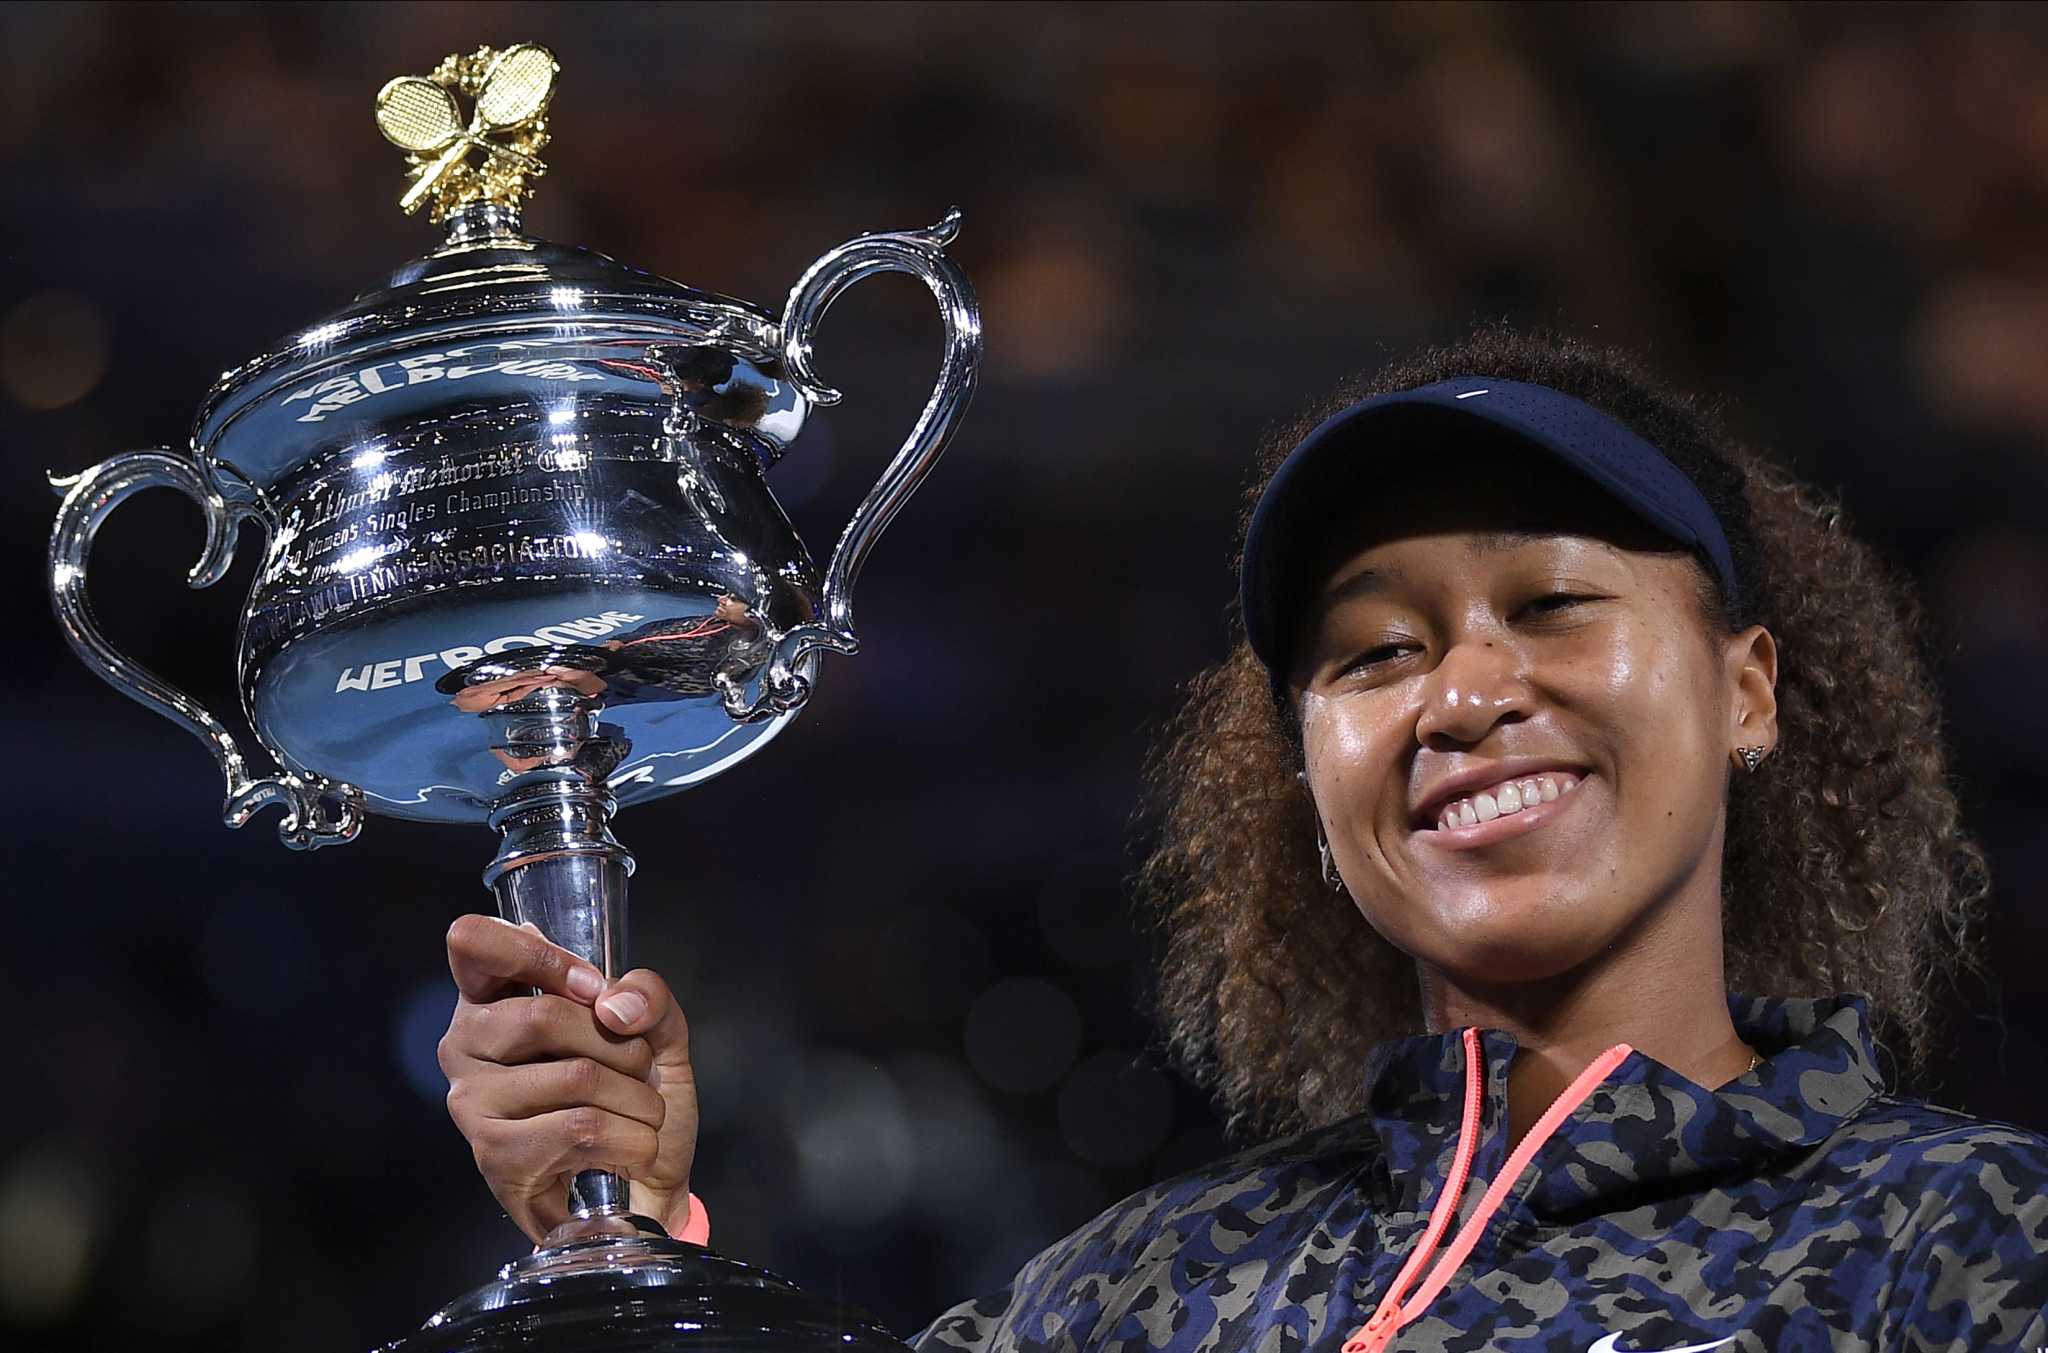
[383,1219,905,1352]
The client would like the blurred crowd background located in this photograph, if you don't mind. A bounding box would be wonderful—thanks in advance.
[5,2,2047,1349]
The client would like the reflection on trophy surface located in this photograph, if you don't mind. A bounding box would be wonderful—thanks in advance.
[47,39,980,1353]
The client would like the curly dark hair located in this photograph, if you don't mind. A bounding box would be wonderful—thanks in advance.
[1136,327,1991,1141]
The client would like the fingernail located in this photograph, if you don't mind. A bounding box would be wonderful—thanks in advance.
[567,966,605,1001]
[599,991,647,1025]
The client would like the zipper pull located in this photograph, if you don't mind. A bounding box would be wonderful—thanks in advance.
[1344,1301,1402,1353]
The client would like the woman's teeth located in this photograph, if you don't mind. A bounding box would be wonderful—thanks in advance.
[1436,774,1578,831]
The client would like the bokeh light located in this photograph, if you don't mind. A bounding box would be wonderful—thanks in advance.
[0,1146,100,1324]
[689,1006,805,1135]
[892,1052,1012,1226]
[784,1051,916,1230]
[1,290,108,410]
[394,978,459,1106]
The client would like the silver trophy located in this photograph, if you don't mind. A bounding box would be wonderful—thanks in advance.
[47,43,979,1351]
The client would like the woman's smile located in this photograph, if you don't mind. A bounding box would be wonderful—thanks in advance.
[1415,767,1585,847]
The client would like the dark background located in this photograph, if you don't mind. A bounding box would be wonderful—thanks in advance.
[4,2,2046,1349]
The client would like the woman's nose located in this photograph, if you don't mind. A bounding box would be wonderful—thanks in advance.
[1414,638,1533,748]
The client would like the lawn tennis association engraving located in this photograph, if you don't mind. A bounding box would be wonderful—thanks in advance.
[333,609,648,692]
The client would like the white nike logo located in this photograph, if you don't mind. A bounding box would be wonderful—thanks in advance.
[1586,1334,1736,1353]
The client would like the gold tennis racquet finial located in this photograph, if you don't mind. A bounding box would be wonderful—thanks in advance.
[375,43,559,224]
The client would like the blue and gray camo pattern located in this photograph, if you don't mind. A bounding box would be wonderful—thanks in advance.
[913,994,2048,1352]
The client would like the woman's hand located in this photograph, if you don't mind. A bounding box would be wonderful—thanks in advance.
[438,915,700,1245]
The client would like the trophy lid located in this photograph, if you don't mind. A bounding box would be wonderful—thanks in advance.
[194,43,801,494]
[321,207,779,352]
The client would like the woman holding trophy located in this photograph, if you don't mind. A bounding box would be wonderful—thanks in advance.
[438,328,2048,1350]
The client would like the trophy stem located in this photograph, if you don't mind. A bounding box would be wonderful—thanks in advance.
[486,777,637,1225]
[461,658,657,1240]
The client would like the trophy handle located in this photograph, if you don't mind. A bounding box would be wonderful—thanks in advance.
[48,451,364,850]
[737,208,982,721]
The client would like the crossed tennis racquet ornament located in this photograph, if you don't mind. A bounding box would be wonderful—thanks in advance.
[376,43,559,220]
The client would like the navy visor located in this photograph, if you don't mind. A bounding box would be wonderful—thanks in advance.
[1239,376,1739,675]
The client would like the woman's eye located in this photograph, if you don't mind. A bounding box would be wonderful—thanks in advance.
[1519,591,1598,618]
[1343,642,1413,673]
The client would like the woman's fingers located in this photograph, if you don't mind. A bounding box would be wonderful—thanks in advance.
[593,969,690,1065]
[438,920,700,1246]
[468,1107,662,1242]
[595,969,699,1211]
[446,914,606,1005]
[442,993,655,1082]
[452,1056,667,1130]
[506,1178,567,1245]
[473,1110,662,1242]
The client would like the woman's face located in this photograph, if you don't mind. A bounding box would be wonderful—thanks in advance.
[1290,455,1776,988]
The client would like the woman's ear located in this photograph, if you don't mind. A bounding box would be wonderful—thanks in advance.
[1724,624,1779,766]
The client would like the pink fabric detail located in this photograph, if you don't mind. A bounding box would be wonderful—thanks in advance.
[1359,1027,1485,1349]
[1348,1036,1633,1352]
[675,1191,711,1246]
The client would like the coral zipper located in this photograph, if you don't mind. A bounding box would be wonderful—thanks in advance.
[1344,1032,1633,1353]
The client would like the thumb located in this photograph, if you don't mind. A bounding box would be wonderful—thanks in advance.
[594,968,691,1068]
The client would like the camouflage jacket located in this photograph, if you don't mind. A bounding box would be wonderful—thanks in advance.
[914,993,2048,1352]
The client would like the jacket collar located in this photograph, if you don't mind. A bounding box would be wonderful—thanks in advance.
[1359,992,1886,1224]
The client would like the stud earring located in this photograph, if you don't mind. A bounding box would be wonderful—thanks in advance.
[1739,745,1767,774]
[1315,823,1345,892]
